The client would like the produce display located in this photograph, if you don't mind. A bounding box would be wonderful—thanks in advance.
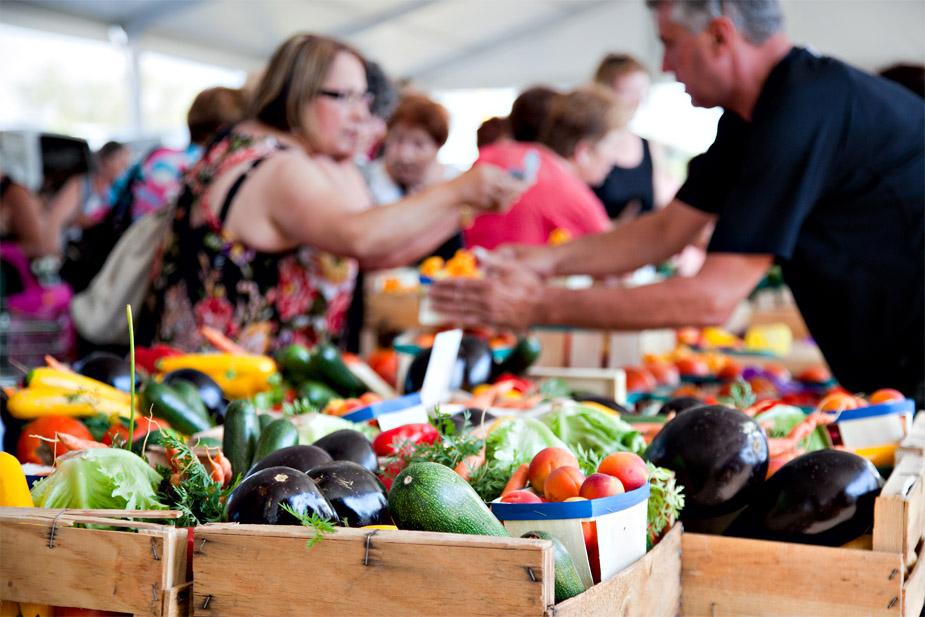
[0,319,919,616]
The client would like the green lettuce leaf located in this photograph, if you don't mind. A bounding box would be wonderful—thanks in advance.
[30,447,166,511]
[485,417,570,466]
[754,405,829,452]
[288,412,379,444]
[541,401,647,456]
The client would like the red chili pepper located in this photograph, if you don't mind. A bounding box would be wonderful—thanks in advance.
[372,423,440,457]
[135,344,183,374]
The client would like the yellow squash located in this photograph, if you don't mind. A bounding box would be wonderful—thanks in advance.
[0,451,34,507]
[6,387,131,420]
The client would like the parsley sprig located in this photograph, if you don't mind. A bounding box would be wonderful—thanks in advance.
[280,503,338,548]
[646,462,685,550]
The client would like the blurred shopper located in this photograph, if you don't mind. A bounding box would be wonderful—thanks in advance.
[144,33,527,352]
[592,53,680,221]
[463,86,621,250]
[476,116,512,149]
[0,174,55,259]
[878,63,924,99]
[432,0,925,404]
[356,60,399,163]
[48,141,130,243]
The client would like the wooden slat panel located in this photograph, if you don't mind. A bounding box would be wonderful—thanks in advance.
[681,533,903,617]
[897,413,925,461]
[193,526,553,617]
[874,454,925,565]
[902,542,925,617]
[1,519,187,617]
[553,524,680,617]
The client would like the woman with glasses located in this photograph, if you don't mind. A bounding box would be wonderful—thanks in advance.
[144,33,527,353]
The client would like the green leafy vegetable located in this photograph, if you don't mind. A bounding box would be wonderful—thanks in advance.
[485,417,569,468]
[81,413,114,442]
[281,397,318,417]
[541,401,646,456]
[30,448,166,511]
[718,378,756,410]
[754,405,829,452]
[539,377,572,399]
[280,503,338,548]
[646,462,684,550]
[287,412,379,443]
[156,430,238,527]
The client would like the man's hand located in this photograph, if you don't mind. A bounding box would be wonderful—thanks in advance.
[429,250,546,329]
[493,243,558,278]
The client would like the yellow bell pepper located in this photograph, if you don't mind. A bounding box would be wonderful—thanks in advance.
[26,367,131,404]
[0,451,34,507]
[362,524,399,530]
[6,387,132,420]
[17,603,54,617]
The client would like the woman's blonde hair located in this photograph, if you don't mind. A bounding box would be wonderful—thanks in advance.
[539,85,631,159]
[251,33,366,141]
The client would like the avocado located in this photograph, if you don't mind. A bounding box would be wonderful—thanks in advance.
[521,530,585,603]
[388,462,508,537]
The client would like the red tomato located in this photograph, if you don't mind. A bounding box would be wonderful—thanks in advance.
[674,357,710,378]
[101,416,171,446]
[622,366,657,392]
[716,361,743,381]
[53,608,130,617]
[763,363,792,383]
[367,349,398,387]
[646,362,680,387]
[17,416,93,465]
[796,365,832,383]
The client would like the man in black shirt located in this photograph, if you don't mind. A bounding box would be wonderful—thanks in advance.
[432,0,924,401]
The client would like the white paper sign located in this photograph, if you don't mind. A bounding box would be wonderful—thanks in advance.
[376,404,430,432]
[420,329,462,408]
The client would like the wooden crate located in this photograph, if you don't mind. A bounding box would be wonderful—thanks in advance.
[897,413,925,462]
[0,508,190,617]
[681,454,925,617]
[192,521,681,617]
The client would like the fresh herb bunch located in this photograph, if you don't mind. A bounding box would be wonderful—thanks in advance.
[280,503,338,548]
[392,410,521,502]
[646,462,685,550]
[719,378,756,410]
[573,443,605,477]
[281,397,318,417]
[156,430,238,527]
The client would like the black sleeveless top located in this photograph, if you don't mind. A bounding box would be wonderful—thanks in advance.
[592,138,655,219]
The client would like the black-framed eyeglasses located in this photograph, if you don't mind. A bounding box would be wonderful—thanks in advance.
[319,89,374,108]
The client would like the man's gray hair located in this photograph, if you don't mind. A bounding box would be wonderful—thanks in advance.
[645,0,785,45]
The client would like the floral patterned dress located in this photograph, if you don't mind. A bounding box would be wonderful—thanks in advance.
[145,131,358,354]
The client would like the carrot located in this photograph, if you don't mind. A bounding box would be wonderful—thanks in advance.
[45,355,76,374]
[203,448,225,486]
[55,432,107,453]
[501,463,529,496]
[199,326,248,355]
[454,447,486,481]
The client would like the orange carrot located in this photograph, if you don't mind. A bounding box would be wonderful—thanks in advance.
[45,355,76,374]
[203,448,225,486]
[199,326,248,355]
[455,447,486,481]
[501,463,529,496]
[55,432,107,453]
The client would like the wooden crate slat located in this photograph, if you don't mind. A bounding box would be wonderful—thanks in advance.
[681,533,903,617]
[1,519,187,617]
[552,524,681,617]
[902,542,925,617]
[193,526,553,617]
[874,454,925,564]
[897,413,925,461]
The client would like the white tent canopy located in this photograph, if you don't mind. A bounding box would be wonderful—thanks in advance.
[3,0,923,91]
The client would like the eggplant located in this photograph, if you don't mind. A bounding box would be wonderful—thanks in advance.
[656,396,706,416]
[163,368,226,423]
[646,405,768,525]
[726,450,883,546]
[312,429,377,473]
[223,466,336,525]
[306,461,391,527]
[246,445,333,478]
[448,408,497,435]
[404,335,493,393]
[75,351,140,393]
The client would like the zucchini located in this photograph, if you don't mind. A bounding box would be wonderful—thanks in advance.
[277,344,315,384]
[296,379,339,409]
[223,400,260,479]
[308,343,365,396]
[492,336,543,378]
[253,418,300,464]
[170,379,213,425]
[521,531,584,602]
[141,382,213,435]
[257,413,275,434]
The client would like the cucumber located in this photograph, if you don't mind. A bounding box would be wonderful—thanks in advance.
[277,344,315,384]
[388,462,508,537]
[521,530,585,603]
[492,336,543,378]
[223,400,260,480]
[253,418,300,464]
[141,382,213,435]
[257,413,275,433]
[170,379,213,425]
[308,343,366,396]
[296,379,339,409]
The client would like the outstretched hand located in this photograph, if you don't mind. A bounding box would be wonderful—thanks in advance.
[429,249,545,330]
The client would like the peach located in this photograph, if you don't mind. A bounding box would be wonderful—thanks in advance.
[499,490,543,504]
[527,447,579,494]
[869,388,905,405]
[582,520,598,554]
[597,452,649,491]
[647,362,680,387]
[579,473,625,499]
[544,466,585,502]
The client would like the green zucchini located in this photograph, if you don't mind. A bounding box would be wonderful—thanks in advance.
[223,400,260,479]
[253,418,300,464]
[307,343,365,396]
[257,412,275,434]
[170,379,212,425]
[141,382,213,436]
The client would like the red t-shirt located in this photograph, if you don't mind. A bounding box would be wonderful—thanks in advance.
[464,142,611,250]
